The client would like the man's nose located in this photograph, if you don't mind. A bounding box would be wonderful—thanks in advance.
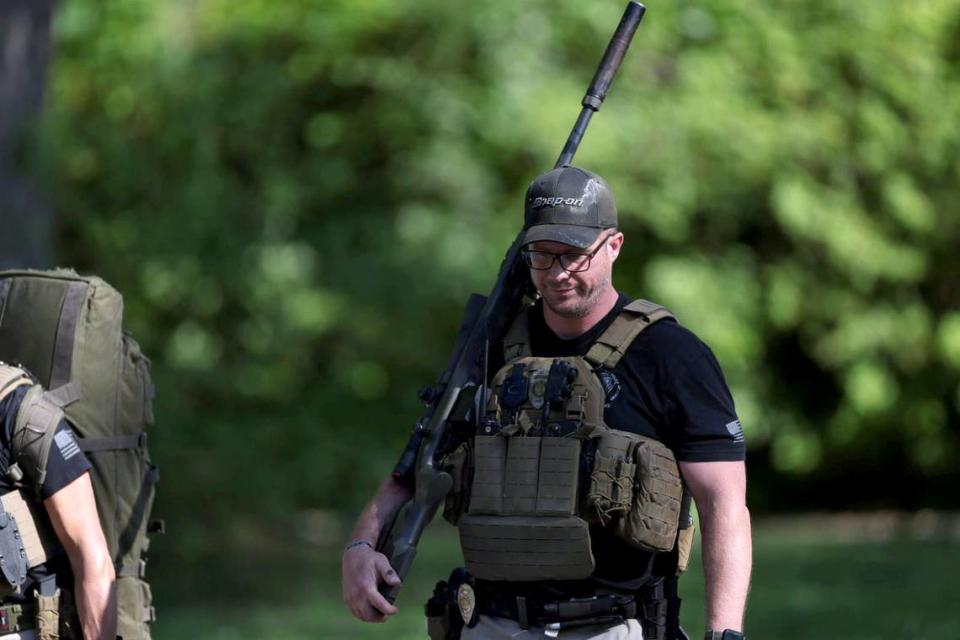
[546,259,570,281]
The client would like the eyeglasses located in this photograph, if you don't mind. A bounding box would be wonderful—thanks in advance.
[521,234,612,273]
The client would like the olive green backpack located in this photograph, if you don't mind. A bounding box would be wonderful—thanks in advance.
[0,269,160,640]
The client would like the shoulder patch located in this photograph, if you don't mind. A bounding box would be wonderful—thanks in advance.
[54,429,81,461]
[725,419,745,443]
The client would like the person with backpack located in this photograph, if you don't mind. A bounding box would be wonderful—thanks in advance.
[342,167,752,639]
[0,270,159,640]
[0,364,116,639]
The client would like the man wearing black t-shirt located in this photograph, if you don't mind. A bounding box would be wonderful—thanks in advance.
[0,382,117,639]
[343,166,751,640]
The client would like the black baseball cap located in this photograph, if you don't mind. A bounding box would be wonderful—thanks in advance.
[521,166,617,249]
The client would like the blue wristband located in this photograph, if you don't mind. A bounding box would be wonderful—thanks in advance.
[344,540,374,553]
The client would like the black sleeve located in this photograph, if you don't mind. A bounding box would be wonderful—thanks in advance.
[41,421,92,499]
[666,334,746,462]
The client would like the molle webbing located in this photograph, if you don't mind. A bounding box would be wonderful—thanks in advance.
[584,299,674,369]
[614,436,684,552]
[0,365,32,406]
[459,515,594,581]
[459,433,594,581]
[469,436,581,517]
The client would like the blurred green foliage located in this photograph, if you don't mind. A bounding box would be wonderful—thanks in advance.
[21,0,960,556]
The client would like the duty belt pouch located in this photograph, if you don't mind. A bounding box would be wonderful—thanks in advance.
[615,437,684,552]
[458,433,594,581]
[35,586,60,640]
[586,430,637,525]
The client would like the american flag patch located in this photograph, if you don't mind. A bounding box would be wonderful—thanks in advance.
[725,419,745,443]
[55,430,81,460]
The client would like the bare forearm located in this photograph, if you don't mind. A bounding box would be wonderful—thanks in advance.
[350,476,414,545]
[342,476,413,622]
[700,503,752,631]
[43,474,117,640]
[72,554,117,640]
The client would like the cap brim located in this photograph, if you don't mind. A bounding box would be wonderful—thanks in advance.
[521,223,604,249]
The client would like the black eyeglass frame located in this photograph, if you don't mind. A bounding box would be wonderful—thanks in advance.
[521,233,614,273]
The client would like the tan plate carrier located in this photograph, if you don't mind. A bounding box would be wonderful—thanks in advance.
[442,300,694,581]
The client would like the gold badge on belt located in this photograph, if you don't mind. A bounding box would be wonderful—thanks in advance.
[457,582,477,625]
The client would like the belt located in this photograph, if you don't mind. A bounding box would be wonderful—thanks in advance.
[474,585,638,633]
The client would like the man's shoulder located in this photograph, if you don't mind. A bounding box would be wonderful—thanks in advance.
[616,299,713,367]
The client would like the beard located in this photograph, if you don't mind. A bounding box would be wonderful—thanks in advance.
[540,273,611,319]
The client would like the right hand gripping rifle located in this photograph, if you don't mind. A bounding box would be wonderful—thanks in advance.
[376,1,648,604]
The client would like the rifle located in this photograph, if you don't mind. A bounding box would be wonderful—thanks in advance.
[376,1,647,604]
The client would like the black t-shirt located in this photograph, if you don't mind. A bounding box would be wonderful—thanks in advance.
[527,293,745,463]
[0,385,93,597]
[521,293,743,585]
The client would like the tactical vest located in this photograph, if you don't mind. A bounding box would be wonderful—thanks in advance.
[440,299,695,582]
[0,367,66,592]
[0,270,159,640]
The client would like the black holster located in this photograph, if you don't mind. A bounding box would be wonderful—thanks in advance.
[425,569,468,640]
[638,576,688,640]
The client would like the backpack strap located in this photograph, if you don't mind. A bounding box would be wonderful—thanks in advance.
[0,365,33,406]
[50,281,88,390]
[0,276,12,320]
[502,306,533,362]
[584,299,675,369]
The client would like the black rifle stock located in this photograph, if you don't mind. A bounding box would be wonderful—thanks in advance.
[375,1,646,605]
[377,236,529,603]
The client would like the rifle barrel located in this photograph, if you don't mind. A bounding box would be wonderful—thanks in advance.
[555,2,646,168]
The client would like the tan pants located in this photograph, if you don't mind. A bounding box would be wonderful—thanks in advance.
[461,615,644,639]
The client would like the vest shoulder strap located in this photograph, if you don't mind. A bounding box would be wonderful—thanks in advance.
[502,306,533,362]
[585,299,675,369]
[12,386,68,499]
[0,365,33,407]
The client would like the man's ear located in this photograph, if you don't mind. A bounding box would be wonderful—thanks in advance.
[607,231,624,261]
